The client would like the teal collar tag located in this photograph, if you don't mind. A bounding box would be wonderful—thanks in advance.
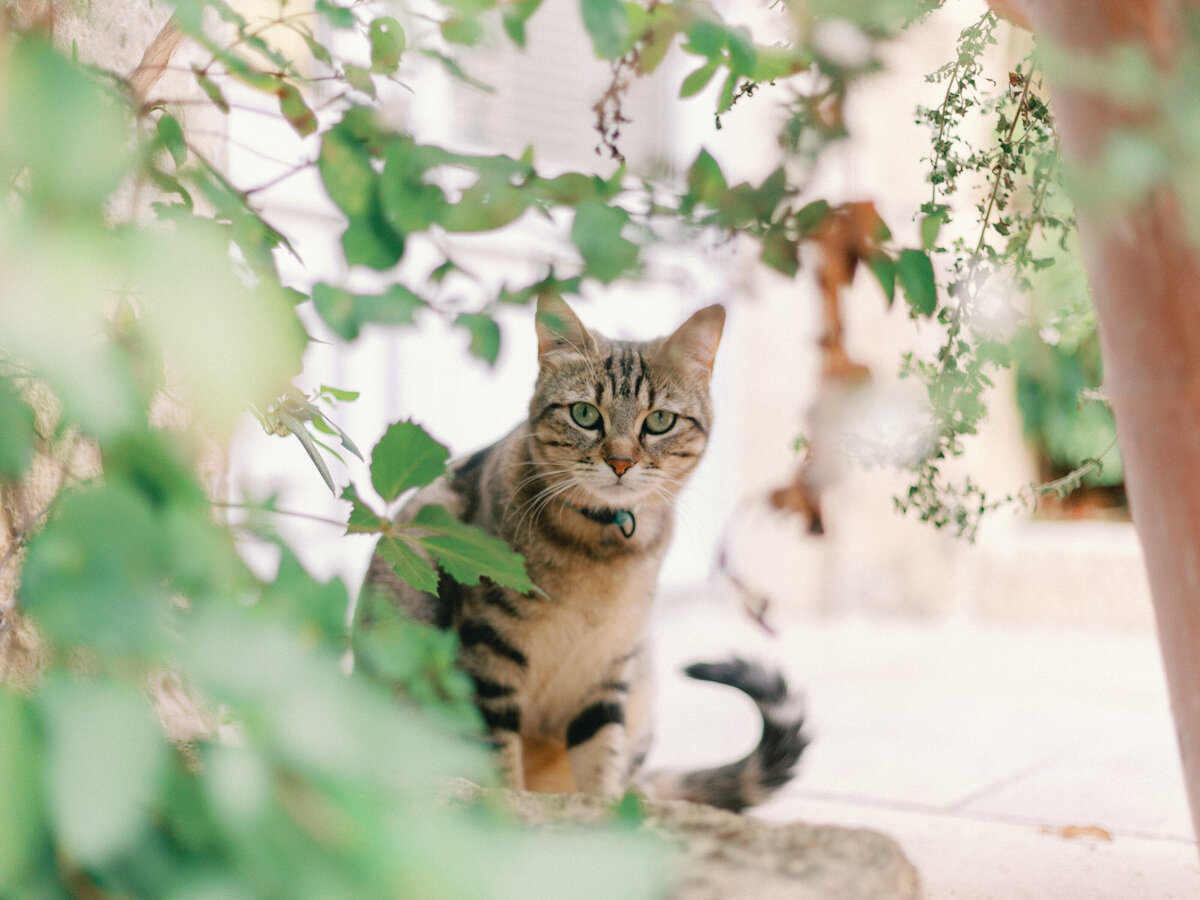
[572,504,637,538]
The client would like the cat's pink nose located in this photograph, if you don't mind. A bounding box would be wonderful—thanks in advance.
[606,457,635,477]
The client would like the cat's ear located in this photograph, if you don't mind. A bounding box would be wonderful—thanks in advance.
[660,304,725,378]
[536,295,597,361]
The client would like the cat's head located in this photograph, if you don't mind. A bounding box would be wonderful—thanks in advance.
[528,296,725,509]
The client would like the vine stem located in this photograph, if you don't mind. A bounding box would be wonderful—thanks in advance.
[968,65,1036,271]
[211,500,349,530]
[936,63,1038,383]
[930,58,963,209]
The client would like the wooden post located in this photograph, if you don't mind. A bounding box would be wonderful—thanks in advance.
[1014,0,1200,846]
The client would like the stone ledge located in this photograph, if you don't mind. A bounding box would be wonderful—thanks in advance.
[449,781,923,900]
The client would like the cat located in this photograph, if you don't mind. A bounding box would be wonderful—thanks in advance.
[359,296,808,810]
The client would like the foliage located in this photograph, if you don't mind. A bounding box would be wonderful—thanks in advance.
[0,0,1153,893]
[890,10,1118,536]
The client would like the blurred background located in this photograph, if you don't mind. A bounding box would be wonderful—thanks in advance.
[215,0,1150,637]
[53,0,1197,895]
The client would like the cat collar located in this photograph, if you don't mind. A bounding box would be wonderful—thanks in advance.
[572,504,636,538]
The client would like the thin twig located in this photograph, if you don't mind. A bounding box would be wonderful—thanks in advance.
[211,500,349,530]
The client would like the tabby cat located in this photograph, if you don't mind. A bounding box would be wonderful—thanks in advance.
[360,296,808,810]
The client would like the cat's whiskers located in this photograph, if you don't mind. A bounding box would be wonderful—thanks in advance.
[517,476,583,542]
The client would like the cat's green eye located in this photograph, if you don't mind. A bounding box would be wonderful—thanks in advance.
[570,402,602,429]
[644,410,677,435]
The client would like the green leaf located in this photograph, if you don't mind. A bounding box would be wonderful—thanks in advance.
[20,483,170,656]
[0,39,132,211]
[867,253,897,305]
[370,17,406,73]
[376,534,440,594]
[341,212,406,270]
[581,0,626,59]
[318,119,378,219]
[456,313,502,364]
[726,26,757,76]
[761,228,799,277]
[0,378,35,478]
[897,249,938,317]
[503,0,544,46]
[343,63,376,96]
[312,282,424,340]
[442,15,485,46]
[155,113,187,167]
[342,485,384,534]
[685,19,726,56]
[686,149,727,206]
[920,205,947,251]
[638,5,680,73]
[795,198,832,235]
[316,0,356,28]
[0,694,42,892]
[195,69,230,111]
[321,384,360,402]
[371,420,450,502]
[41,675,167,865]
[420,49,496,93]
[571,201,639,283]
[277,82,317,136]
[410,504,533,592]
[716,70,738,114]
[680,59,718,98]
[301,29,333,64]
[279,410,336,493]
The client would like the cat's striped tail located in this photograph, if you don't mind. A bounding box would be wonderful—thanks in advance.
[643,657,810,812]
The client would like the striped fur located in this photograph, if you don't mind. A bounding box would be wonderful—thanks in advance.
[359,297,809,809]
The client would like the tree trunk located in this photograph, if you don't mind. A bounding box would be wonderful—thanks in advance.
[1018,0,1200,846]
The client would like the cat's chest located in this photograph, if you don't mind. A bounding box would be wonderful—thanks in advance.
[516,557,656,734]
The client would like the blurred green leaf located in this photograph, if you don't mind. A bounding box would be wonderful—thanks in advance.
[133,218,305,435]
[0,378,35,478]
[685,19,726,56]
[41,675,167,865]
[341,211,406,270]
[410,504,532,593]
[343,63,377,96]
[897,248,937,316]
[316,0,356,28]
[319,120,377,220]
[442,15,485,46]
[278,82,318,136]
[321,385,360,402]
[370,17,407,73]
[371,421,450,502]
[0,37,132,211]
[420,49,495,92]
[259,547,350,647]
[502,0,543,46]
[726,26,756,76]
[195,69,231,111]
[456,313,502,364]
[761,228,799,276]
[794,198,832,235]
[20,482,170,657]
[582,0,632,59]
[571,202,638,283]
[680,59,718,97]
[0,694,43,892]
[313,282,424,340]
[686,149,727,206]
[867,253,897,305]
[156,113,188,167]
[920,205,947,251]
